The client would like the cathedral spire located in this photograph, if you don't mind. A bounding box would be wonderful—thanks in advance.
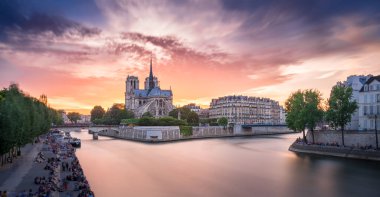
[148,54,155,90]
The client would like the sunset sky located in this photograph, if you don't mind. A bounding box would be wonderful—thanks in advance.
[1,0,380,114]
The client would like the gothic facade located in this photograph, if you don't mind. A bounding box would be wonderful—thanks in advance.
[125,59,174,118]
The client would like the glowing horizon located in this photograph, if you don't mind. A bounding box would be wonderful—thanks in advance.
[1,0,380,115]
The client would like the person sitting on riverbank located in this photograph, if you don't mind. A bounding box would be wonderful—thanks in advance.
[34,151,46,163]
[357,144,374,150]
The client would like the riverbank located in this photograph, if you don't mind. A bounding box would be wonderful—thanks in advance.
[98,131,296,143]
[0,131,94,197]
[289,141,380,161]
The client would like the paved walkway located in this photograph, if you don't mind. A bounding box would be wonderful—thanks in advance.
[0,143,42,192]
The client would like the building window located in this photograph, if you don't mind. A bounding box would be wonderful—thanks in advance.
[364,106,367,115]
[377,94,380,102]
[370,105,374,115]
[364,85,368,91]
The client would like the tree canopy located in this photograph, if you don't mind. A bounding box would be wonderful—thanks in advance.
[169,107,199,125]
[285,89,323,142]
[142,112,153,118]
[218,117,228,128]
[326,84,357,146]
[67,112,81,124]
[92,104,134,125]
[0,84,62,160]
[136,116,187,126]
[90,106,105,122]
[285,90,306,133]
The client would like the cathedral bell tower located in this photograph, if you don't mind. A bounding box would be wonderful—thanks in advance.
[125,75,139,110]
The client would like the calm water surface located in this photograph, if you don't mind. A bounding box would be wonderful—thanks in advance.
[71,131,380,197]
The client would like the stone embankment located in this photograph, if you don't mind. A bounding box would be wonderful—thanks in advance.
[97,126,294,143]
[289,130,380,161]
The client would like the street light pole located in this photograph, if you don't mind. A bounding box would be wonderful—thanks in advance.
[375,115,378,150]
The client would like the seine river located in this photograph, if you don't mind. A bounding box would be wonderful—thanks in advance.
[71,131,380,197]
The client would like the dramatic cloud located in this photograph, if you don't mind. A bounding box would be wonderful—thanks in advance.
[0,1,101,44]
[1,0,380,113]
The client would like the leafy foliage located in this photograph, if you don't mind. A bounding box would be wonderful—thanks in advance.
[200,118,218,126]
[285,89,324,142]
[326,84,357,146]
[137,116,187,126]
[169,107,199,125]
[326,85,357,130]
[0,84,61,157]
[218,117,228,128]
[186,111,199,126]
[120,118,139,125]
[90,106,105,122]
[142,112,153,118]
[67,112,81,123]
[285,90,306,132]
[92,104,134,125]
[179,126,193,136]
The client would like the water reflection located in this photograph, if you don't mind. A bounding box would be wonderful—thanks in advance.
[71,131,380,197]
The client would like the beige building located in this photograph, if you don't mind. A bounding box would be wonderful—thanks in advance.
[183,103,201,113]
[209,95,281,125]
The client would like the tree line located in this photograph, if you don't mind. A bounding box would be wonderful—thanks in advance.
[285,83,357,146]
[90,104,134,125]
[0,84,63,165]
[90,104,229,127]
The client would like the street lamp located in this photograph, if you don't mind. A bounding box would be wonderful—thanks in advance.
[375,115,378,150]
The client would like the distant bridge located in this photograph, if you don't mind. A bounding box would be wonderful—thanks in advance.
[241,124,287,129]
[54,126,119,134]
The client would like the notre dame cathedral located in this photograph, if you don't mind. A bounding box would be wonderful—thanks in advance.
[125,58,174,117]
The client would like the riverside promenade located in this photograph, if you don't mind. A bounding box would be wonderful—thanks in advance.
[0,131,94,197]
[289,138,380,161]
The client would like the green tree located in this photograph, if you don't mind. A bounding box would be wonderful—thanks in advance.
[285,90,307,142]
[102,104,132,125]
[120,109,134,120]
[169,107,191,120]
[326,84,358,146]
[218,117,228,129]
[0,83,58,164]
[142,111,153,118]
[90,106,105,122]
[67,112,81,124]
[303,89,324,143]
[138,117,157,126]
[186,111,199,126]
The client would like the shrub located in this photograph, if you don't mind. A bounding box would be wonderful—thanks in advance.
[179,126,193,136]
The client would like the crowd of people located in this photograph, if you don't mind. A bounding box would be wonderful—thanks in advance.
[3,130,94,197]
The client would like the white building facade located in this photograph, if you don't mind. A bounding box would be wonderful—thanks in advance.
[358,76,380,130]
[343,75,372,130]
[280,106,286,124]
[209,95,281,125]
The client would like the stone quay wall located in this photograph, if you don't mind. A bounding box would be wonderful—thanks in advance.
[306,130,380,147]
[234,125,292,134]
[98,127,181,141]
[289,142,380,161]
[97,125,294,143]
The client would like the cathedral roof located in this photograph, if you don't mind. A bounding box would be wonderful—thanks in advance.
[134,87,172,97]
